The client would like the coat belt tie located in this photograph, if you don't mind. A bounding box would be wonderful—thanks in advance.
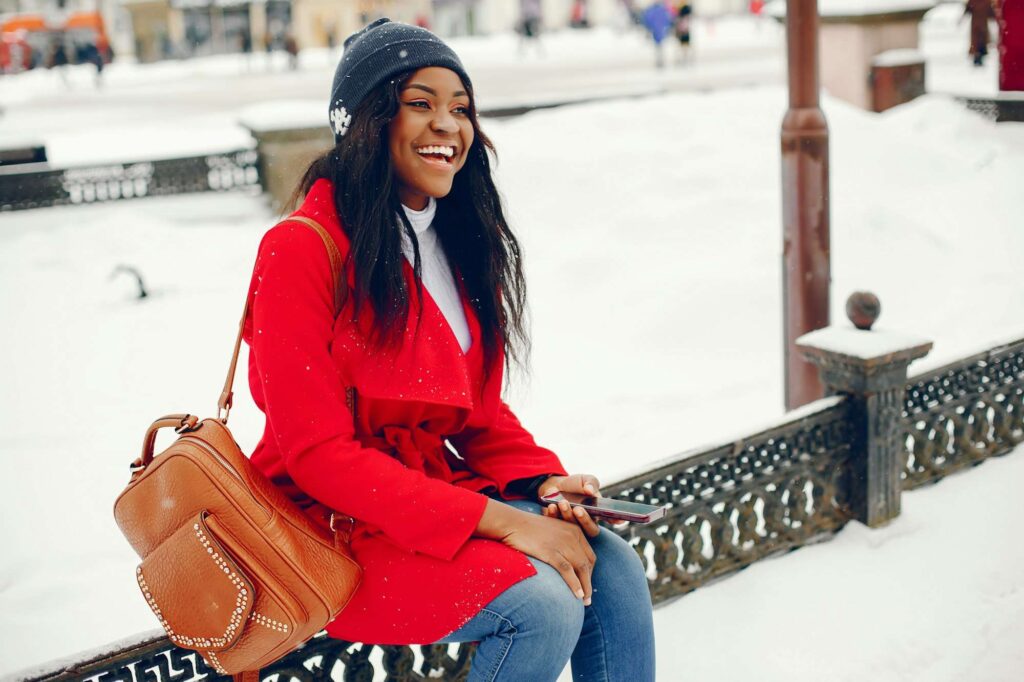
[363,425,453,483]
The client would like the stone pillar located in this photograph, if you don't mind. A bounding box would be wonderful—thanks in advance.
[239,103,333,213]
[250,1,267,54]
[796,293,932,527]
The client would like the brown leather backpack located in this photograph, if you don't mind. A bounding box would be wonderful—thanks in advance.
[113,217,361,677]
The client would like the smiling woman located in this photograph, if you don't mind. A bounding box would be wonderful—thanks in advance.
[247,17,655,682]
[388,68,473,209]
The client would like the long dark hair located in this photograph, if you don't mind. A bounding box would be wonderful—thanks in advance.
[286,69,528,376]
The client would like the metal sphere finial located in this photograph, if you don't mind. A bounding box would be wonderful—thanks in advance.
[846,291,881,330]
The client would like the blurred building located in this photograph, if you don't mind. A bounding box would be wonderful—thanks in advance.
[120,0,431,62]
[432,0,625,36]
[2,0,756,66]
[0,0,133,63]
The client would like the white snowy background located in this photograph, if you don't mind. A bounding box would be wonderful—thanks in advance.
[1,6,1022,681]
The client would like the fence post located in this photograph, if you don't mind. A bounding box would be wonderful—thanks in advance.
[795,293,932,527]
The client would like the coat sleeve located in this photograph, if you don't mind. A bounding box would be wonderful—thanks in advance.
[247,222,488,561]
[449,398,568,499]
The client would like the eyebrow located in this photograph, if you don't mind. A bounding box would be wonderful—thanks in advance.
[404,83,469,98]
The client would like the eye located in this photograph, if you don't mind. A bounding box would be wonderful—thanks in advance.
[404,100,430,109]
[453,105,470,115]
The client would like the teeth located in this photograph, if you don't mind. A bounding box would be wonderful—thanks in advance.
[417,145,454,158]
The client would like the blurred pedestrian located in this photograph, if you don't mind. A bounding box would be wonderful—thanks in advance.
[263,28,275,70]
[962,0,996,67]
[48,33,69,85]
[642,1,673,68]
[571,0,591,28]
[750,0,766,32]
[674,2,693,65]
[284,31,299,70]
[82,41,104,87]
[518,0,545,57]
[239,30,253,72]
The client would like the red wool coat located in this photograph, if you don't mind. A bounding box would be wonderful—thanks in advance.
[243,178,567,644]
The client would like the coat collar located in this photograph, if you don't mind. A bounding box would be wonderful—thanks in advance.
[295,179,498,414]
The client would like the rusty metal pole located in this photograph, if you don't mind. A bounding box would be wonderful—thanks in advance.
[781,0,830,410]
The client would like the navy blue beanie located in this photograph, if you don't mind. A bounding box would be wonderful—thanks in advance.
[328,18,472,142]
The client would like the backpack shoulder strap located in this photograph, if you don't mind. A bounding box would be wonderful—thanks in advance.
[217,216,344,422]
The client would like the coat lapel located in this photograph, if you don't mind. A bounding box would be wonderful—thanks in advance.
[299,179,478,413]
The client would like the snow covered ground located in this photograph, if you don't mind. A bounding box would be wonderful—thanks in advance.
[1,7,1022,680]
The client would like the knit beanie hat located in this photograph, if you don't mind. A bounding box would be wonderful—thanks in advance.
[328,18,472,142]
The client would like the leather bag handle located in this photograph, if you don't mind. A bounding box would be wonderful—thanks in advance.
[136,413,200,468]
[217,216,344,422]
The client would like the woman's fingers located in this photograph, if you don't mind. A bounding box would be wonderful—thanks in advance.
[551,552,588,603]
[552,499,601,538]
[572,505,602,538]
[516,513,596,606]
[574,550,594,605]
[557,473,602,497]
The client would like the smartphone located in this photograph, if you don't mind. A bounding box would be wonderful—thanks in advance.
[541,491,666,524]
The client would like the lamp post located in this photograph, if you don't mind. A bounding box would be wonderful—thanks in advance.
[781,0,831,410]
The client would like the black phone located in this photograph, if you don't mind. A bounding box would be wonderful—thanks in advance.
[541,491,666,524]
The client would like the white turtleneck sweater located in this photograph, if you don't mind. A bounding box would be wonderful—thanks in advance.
[400,198,472,353]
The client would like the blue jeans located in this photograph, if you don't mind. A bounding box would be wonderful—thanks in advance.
[434,500,656,682]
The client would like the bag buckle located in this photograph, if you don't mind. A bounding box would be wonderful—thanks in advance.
[174,414,199,434]
[329,512,355,535]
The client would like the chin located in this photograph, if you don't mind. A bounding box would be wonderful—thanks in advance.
[424,183,455,200]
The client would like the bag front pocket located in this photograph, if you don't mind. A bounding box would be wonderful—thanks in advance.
[137,511,253,652]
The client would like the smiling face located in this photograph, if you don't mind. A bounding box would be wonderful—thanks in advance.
[388,66,475,211]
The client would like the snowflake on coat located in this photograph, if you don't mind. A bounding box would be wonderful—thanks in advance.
[331,105,352,137]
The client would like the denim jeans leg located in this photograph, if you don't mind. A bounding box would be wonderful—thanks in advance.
[508,499,657,681]
[435,499,656,682]
[435,554,585,682]
[569,526,656,681]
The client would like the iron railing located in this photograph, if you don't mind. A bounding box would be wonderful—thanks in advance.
[602,397,852,605]
[901,337,1024,489]
[0,150,260,212]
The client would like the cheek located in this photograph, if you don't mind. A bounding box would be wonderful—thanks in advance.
[458,125,475,169]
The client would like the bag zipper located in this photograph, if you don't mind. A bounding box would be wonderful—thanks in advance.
[177,436,270,517]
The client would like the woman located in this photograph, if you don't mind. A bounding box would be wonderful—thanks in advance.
[243,18,655,681]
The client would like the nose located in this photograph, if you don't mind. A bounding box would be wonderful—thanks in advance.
[430,108,459,134]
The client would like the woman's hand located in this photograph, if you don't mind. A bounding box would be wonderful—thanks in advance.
[475,499,596,605]
[537,474,602,538]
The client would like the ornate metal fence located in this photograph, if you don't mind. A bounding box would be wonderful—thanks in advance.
[0,150,260,212]
[601,398,853,605]
[901,337,1024,489]
[956,96,1024,123]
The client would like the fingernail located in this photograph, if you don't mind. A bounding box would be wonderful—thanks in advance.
[576,589,585,599]
[574,507,584,516]
[584,597,592,606]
